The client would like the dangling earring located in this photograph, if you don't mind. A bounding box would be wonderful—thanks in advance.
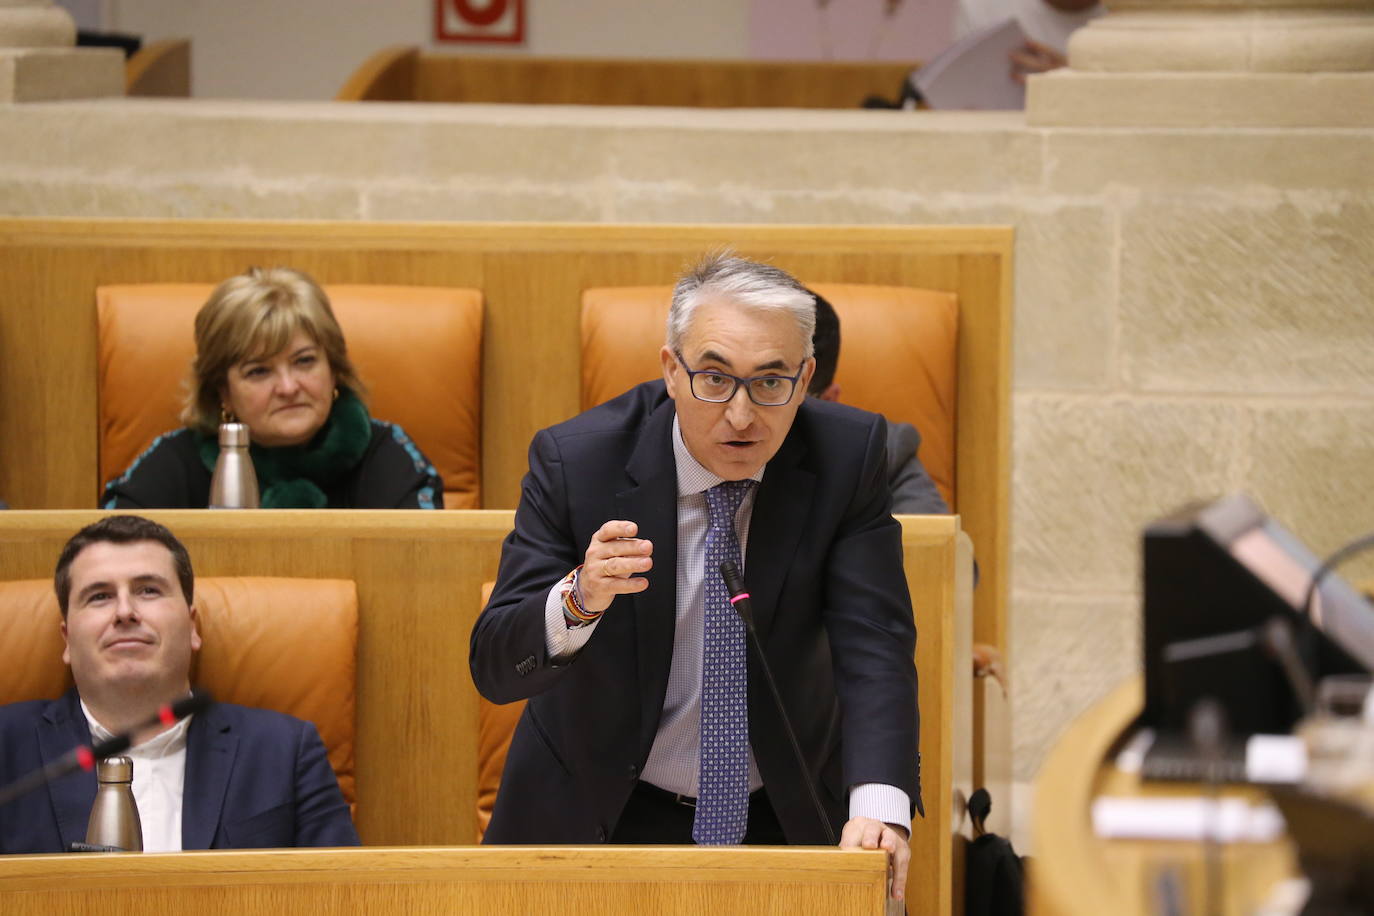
[220,405,237,424]
[333,387,339,402]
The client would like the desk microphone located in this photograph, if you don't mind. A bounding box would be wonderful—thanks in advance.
[1189,698,1227,916]
[719,561,837,846]
[0,688,213,807]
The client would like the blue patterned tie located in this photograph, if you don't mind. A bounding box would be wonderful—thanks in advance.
[694,479,754,845]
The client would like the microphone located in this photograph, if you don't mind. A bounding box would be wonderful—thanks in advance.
[0,688,213,808]
[719,561,837,846]
[1260,616,1316,718]
[1189,697,1227,916]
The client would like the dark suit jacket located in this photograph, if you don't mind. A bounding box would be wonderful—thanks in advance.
[886,420,950,515]
[470,381,920,845]
[0,689,359,853]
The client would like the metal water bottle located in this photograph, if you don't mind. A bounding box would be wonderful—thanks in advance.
[208,422,259,509]
[85,756,143,851]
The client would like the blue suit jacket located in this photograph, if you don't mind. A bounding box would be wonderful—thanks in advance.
[0,689,359,853]
[471,381,920,845]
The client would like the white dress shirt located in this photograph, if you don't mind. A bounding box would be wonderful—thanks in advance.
[82,701,191,853]
[545,415,910,830]
[954,0,1104,53]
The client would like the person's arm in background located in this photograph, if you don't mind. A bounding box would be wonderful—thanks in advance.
[823,414,920,902]
[885,421,950,515]
[360,421,445,509]
[101,429,205,509]
[1010,0,1102,83]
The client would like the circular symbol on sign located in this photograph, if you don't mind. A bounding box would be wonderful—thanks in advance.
[454,0,508,27]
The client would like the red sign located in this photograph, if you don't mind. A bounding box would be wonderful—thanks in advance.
[435,0,525,44]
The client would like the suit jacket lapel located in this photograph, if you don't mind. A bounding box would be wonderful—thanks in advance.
[182,704,237,850]
[618,399,680,752]
[745,423,814,640]
[39,690,96,851]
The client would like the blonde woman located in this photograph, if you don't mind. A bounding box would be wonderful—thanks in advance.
[103,267,442,509]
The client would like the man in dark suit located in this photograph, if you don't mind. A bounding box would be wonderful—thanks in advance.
[0,515,358,853]
[471,253,919,901]
[806,288,950,516]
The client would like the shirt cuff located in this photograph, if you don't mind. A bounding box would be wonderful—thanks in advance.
[544,578,599,659]
[849,783,911,834]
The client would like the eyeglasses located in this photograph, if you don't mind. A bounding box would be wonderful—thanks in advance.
[674,350,803,407]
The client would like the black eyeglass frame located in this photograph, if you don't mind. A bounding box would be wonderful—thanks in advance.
[673,349,806,407]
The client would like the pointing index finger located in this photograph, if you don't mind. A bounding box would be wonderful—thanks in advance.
[595,520,638,541]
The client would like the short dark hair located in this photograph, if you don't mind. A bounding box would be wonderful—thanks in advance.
[807,289,841,396]
[54,516,195,617]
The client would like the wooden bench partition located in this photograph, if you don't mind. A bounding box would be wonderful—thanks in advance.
[337,46,916,108]
[0,510,970,915]
[0,218,1011,662]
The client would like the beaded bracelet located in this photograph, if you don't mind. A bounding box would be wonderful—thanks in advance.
[561,565,603,627]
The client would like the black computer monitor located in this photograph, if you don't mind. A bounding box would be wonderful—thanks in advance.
[1141,494,1374,738]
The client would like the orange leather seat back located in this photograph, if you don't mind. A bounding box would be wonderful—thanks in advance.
[97,284,484,508]
[580,283,958,507]
[0,576,359,807]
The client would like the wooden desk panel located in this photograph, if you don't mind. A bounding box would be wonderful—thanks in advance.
[0,846,889,915]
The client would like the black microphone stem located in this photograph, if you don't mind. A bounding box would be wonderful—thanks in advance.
[720,561,838,846]
[0,689,211,808]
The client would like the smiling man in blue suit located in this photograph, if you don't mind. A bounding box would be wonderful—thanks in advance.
[0,515,359,853]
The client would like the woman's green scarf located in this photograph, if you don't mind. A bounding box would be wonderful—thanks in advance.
[199,388,372,509]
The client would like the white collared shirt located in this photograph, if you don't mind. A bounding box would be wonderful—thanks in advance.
[81,700,191,853]
[955,0,1104,53]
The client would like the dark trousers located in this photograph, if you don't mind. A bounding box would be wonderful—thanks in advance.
[611,781,788,845]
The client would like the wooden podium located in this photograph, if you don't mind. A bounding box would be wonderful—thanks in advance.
[0,846,890,915]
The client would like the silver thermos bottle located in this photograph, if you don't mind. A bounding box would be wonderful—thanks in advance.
[85,756,143,851]
[208,422,260,509]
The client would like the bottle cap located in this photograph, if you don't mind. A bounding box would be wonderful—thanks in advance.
[96,756,134,784]
[218,422,251,448]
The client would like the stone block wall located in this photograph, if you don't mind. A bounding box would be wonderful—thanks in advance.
[1,98,1371,805]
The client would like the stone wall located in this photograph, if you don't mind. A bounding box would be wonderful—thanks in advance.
[1,97,1372,808]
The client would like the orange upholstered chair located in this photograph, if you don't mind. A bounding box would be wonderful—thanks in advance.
[96,284,484,508]
[0,576,359,808]
[580,283,958,507]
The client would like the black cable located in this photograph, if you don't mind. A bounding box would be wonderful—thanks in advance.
[1301,530,1374,623]
[720,561,838,846]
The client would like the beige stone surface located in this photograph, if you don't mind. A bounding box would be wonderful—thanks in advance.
[0,47,120,102]
[1069,11,1374,74]
[363,182,603,222]
[0,175,362,220]
[1028,71,1374,128]
[607,119,1042,198]
[1243,403,1374,585]
[1011,205,1117,391]
[1013,395,1247,593]
[1011,590,1140,781]
[0,4,74,49]
[1042,128,1374,194]
[1119,195,1374,397]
